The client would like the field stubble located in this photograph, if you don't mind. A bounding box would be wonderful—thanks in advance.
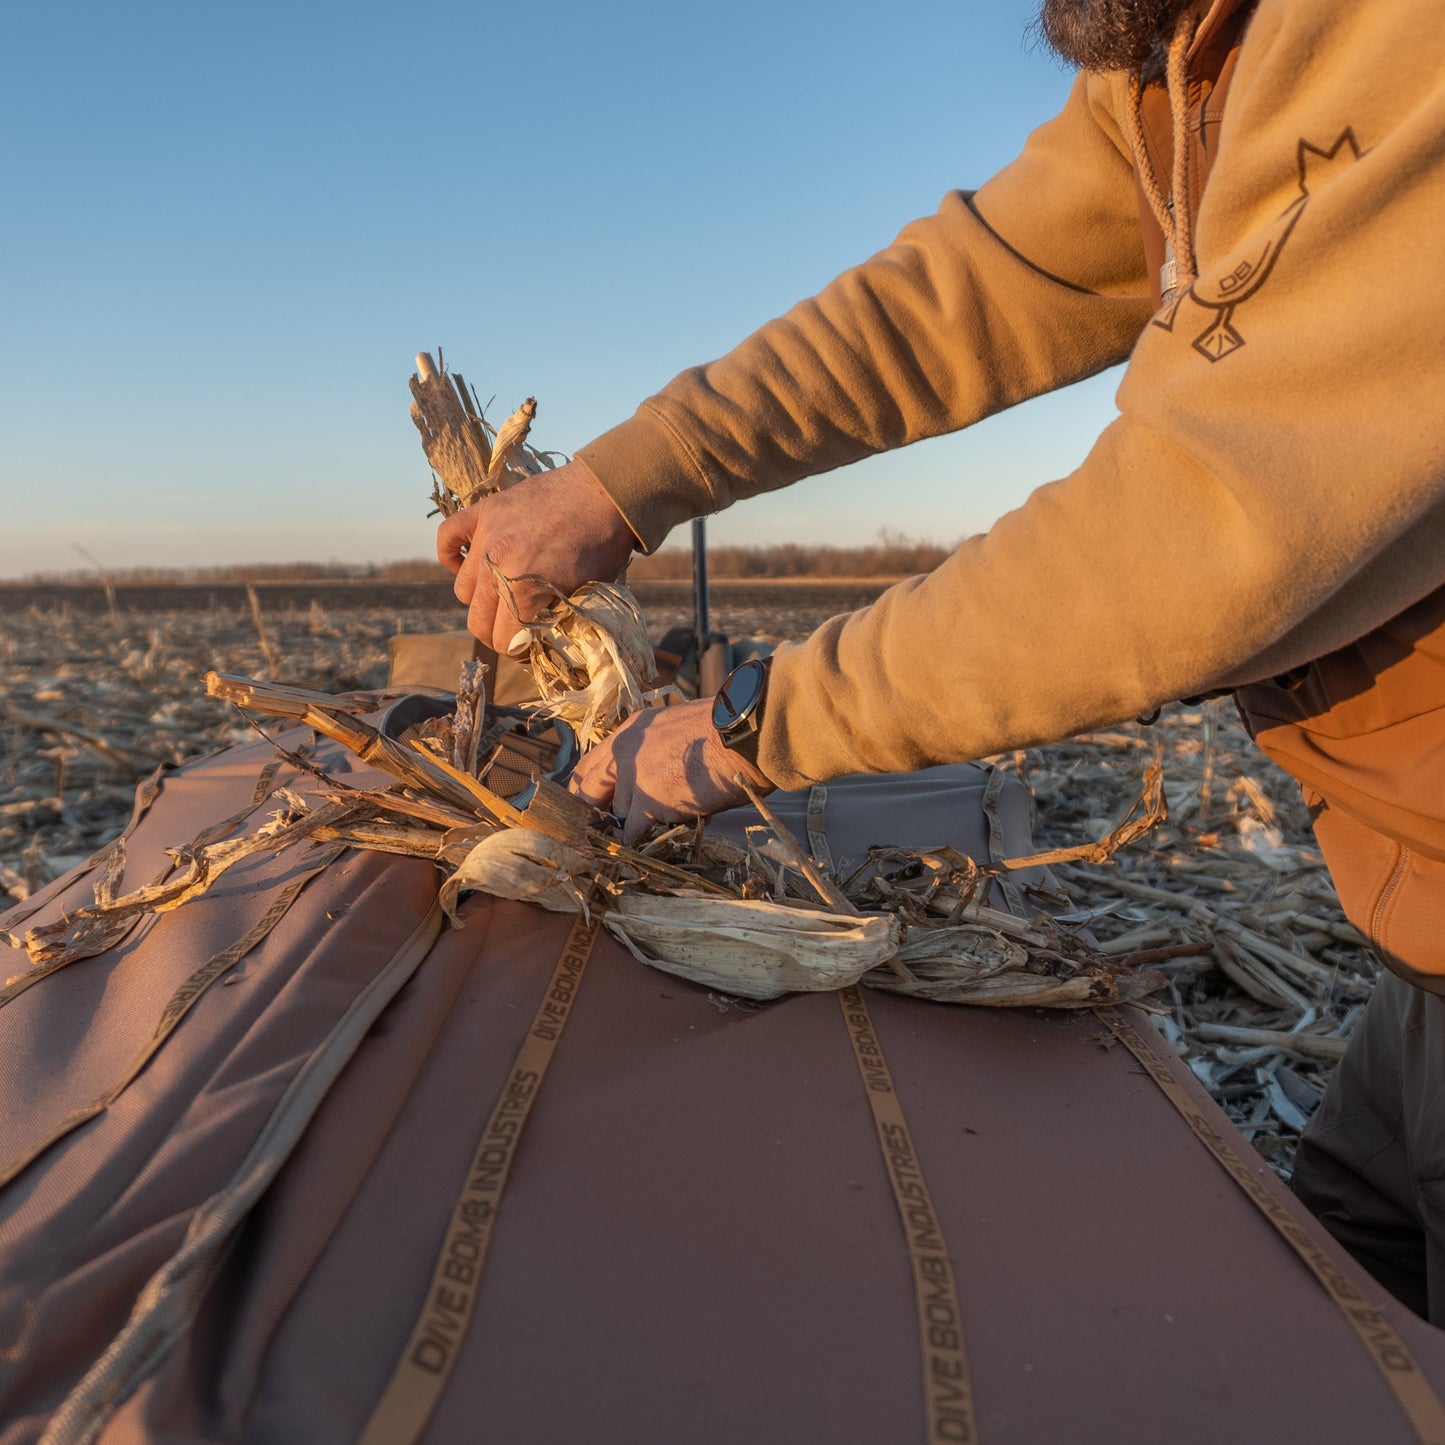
[0,580,1377,1174]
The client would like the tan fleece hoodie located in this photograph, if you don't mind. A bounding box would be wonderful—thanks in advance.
[578,0,1445,799]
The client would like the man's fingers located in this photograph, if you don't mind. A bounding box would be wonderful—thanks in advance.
[491,609,529,658]
[622,812,649,848]
[467,590,501,655]
[612,769,637,840]
[484,577,555,656]
[434,462,640,656]
[569,715,651,840]
[450,549,549,653]
[436,510,474,575]
[568,740,619,812]
[452,543,481,605]
[565,701,762,843]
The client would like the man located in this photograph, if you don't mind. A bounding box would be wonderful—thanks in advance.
[438,0,1445,1318]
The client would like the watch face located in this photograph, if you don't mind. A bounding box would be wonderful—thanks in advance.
[713,658,766,731]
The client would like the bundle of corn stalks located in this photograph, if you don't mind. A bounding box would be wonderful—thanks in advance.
[5,670,1168,1013]
[412,353,658,746]
[410,351,557,516]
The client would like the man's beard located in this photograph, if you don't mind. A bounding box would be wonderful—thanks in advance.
[1032,0,1200,74]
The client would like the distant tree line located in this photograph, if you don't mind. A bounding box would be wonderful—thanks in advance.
[11,560,448,586]
[13,533,960,587]
[629,531,959,580]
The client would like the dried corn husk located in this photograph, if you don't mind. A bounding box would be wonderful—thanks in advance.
[868,964,1155,1008]
[604,894,900,1001]
[495,571,655,747]
[440,828,591,922]
[873,922,1162,1007]
[484,398,540,490]
[410,352,556,514]
[898,924,1029,975]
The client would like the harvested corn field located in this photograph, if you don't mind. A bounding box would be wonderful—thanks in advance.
[0,579,1376,1175]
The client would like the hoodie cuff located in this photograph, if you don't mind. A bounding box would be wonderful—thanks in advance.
[576,404,719,554]
[754,641,831,791]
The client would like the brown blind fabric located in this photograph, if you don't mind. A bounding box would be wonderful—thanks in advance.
[358,902,606,1445]
[1097,1006,1445,1445]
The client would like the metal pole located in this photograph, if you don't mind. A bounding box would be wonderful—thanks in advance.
[691,517,729,697]
[691,517,710,651]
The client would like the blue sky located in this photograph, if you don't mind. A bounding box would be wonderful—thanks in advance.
[0,0,1121,577]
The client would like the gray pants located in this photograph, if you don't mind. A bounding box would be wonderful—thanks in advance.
[1293,969,1445,1324]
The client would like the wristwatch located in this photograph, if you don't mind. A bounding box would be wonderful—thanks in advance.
[712,656,771,767]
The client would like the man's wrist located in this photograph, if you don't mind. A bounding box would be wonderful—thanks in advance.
[569,457,644,558]
[713,656,772,768]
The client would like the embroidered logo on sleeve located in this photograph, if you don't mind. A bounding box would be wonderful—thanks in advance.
[1154,129,1364,362]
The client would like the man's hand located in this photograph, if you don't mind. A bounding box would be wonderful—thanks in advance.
[568,699,775,845]
[436,459,637,655]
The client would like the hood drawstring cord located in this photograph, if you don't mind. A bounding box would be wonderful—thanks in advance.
[1125,9,1202,305]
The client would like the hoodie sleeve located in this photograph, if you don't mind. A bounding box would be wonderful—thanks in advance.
[577,71,1154,552]
[754,0,1445,788]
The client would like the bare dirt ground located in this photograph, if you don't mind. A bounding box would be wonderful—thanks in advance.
[0,580,1376,1175]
